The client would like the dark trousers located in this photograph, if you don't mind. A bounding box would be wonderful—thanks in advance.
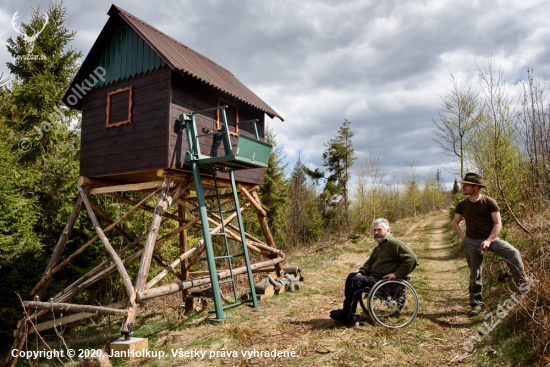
[343,272,382,314]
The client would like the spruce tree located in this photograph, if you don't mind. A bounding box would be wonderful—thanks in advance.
[259,123,289,247]
[322,119,356,229]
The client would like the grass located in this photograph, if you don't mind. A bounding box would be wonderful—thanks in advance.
[14,211,536,366]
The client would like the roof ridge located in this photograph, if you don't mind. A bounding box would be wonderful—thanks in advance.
[114,5,234,76]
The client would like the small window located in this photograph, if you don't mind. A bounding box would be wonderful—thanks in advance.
[106,85,133,128]
[216,97,238,136]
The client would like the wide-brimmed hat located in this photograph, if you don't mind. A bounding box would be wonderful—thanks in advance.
[458,172,485,188]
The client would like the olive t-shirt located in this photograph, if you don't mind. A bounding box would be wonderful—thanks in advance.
[455,195,500,239]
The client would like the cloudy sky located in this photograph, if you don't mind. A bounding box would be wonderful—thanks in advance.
[1,0,549,187]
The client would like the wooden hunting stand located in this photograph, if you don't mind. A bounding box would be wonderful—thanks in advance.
[8,5,284,366]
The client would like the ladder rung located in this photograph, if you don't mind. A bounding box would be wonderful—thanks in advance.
[213,253,244,260]
[208,301,244,313]
[206,209,234,214]
[197,132,222,138]
[210,233,227,236]
[219,279,235,285]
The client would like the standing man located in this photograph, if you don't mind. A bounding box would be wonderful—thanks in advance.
[453,173,525,315]
[330,218,418,324]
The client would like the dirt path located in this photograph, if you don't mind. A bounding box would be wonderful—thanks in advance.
[397,213,473,365]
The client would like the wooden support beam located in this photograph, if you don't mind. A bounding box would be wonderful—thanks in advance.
[179,204,190,298]
[78,185,136,300]
[90,181,169,195]
[78,176,124,188]
[27,302,123,335]
[251,190,284,277]
[32,185,90,300]
[121,177,171,333]
[237,184,266,217]
[159,178,192,215]
[23,301,129,317]
[137,257,285,301]
[157,168,234,188]
[30,187,164,296]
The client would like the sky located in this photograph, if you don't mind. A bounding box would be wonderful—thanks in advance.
[2,0,550,188]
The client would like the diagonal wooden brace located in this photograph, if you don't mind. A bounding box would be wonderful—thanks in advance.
[78,185,136,299]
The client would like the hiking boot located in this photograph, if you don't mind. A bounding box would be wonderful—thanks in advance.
[468,305,484,316]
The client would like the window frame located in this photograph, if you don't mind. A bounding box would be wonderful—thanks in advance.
[216,97,239,136]
[106,85,133,128]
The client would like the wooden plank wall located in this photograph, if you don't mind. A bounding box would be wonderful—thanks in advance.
[80,67,170,177]
[169,72,265,184]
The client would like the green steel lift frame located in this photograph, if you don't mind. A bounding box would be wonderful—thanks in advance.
[179,106,272,321]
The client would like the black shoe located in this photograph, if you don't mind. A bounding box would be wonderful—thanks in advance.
[330,309,351,324]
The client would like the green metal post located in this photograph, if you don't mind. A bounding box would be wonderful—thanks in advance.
[191,163,226,321]
[230,170,260,308]
[220,108,233,156]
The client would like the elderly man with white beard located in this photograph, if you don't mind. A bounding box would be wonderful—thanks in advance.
[330,218,418,325]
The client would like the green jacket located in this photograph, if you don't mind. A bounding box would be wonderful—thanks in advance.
[359,234,418,278]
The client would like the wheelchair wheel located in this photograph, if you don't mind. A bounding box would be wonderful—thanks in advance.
[366,279,418,328]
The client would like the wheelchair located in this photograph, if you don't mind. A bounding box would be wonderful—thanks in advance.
[350,276,419,328]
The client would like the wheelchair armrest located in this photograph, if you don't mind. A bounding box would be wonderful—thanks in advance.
[401,276,411,281]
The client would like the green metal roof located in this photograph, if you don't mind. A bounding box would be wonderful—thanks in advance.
[94,24,166,88]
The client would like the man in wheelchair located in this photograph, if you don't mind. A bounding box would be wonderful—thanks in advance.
[330,218,418,325]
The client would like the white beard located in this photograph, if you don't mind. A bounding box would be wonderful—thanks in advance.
[374,236,386,244]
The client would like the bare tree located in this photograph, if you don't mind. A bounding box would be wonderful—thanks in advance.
[472,60,528,233]
[432,72,482,178]
[364,141,387,220]
[522,70,550,201]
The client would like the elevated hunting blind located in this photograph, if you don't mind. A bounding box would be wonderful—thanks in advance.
[9,5,285,365]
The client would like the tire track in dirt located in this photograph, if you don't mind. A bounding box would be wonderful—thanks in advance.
[400,212,472,366]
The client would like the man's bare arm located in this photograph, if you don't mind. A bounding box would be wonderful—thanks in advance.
[452,213,464,239]
[480,211,502,250]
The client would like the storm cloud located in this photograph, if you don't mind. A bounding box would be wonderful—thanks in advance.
[2,0,549,186]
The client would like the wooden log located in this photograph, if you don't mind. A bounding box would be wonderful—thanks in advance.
[179,204,190,298]
[78,176,124,188]
[252,190,283,277]
[78,185,135,299]
[121,177,171,332]
[90,181,168,194]
[137,257,285,301]
[22,301,129,316]
[27,302,123,335]
[266,274,283,291]
[254,280,275,298]
[159,178,192,215]
[284,265,298,274]
[32,185,90,300]
[237,184,266,217]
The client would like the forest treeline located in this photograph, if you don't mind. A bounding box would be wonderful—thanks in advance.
[433,63,550,364]
[0,3,450,348]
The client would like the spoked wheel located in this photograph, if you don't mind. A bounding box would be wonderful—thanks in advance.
[361,279,419,328]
